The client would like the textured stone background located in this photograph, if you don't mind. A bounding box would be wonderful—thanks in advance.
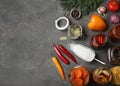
[0,0,120,86]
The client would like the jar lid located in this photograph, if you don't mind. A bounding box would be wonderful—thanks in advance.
[55,16,70,30]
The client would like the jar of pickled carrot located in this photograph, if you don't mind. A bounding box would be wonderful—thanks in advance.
[69,66,90,86]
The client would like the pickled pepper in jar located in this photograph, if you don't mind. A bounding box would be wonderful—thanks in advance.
[90,33,107,48]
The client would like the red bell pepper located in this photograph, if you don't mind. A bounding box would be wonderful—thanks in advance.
[53,44,69,64]
[58,45,77,64]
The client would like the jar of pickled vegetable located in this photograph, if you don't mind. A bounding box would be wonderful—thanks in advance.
[109,66,120,85]
[90,33,107,49]
[93,67,112,84]
[108,24,120,42]
[108,46,120,64]
[69,66,90,86]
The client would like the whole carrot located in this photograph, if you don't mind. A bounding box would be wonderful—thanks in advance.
[52,57,65,80]
[53,44,69,64]
[58,45,77,64]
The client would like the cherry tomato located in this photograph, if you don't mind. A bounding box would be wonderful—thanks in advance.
[107,0,120,12]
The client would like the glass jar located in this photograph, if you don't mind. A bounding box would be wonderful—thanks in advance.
[69,66,90,86]
[108,46,120,64]
[67,24,83,40]
[70,8,81,19]
[90,33,107,49]
[93,67,112,84]
[108,24,120,42]
[109,66,120,85]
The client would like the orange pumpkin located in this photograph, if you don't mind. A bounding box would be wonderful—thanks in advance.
[87,14,107,31]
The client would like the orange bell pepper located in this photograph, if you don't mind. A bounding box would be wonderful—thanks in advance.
[87,14,107,31]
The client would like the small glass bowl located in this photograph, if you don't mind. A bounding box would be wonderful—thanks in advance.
[67,24,83,40]
[90,33,107,49]
[70,8,81,19]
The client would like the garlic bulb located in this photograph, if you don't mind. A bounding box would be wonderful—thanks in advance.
[97,6,107,15]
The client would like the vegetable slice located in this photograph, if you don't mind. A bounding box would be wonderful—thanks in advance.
[52,57,65,80]
[72,79,83,86]
[74,69,82,79]
[59,36,68,41]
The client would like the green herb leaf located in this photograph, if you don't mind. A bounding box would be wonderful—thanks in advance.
[59,0,104,15]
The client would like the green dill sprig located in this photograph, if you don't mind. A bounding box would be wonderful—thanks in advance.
[60,0,104,15]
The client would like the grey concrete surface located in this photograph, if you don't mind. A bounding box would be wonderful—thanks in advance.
[0,0,120,86]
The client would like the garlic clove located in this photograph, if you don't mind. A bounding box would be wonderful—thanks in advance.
[100,6,106,13]
[97,8,103,14]
[97,6,107,15]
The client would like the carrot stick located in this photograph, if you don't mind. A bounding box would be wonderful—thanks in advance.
[52,57,65,80]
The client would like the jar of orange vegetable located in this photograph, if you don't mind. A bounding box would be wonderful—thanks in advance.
[69,66,90,86]
[90,33,107,49]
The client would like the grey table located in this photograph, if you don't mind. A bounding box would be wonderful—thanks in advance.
[0,0,120,86]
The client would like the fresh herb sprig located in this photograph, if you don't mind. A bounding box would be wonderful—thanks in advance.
[60,0,104,15]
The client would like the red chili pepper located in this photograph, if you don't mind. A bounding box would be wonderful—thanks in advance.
[96,34,105,45]
[53,44,69,64]
[58,45,77,64]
